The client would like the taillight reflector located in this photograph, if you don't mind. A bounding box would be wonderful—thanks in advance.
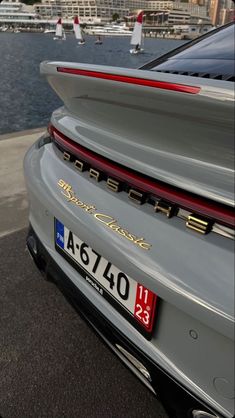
[57,67,200,95]
[50,125,234,228]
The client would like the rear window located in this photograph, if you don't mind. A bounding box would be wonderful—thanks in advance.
[141,23,235,80]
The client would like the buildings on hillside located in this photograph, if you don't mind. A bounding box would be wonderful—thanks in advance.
[0,0,234,32]
[0,0,37,24]
[33,0,210,23]
[209,0,234,25]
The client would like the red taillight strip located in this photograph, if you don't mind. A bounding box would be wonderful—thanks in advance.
[51,126,234,228]
[57,67,200,95]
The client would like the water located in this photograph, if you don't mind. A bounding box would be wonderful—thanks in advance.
[0,33,185,135]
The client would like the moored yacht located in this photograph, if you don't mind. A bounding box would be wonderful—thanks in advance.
[84,22,132,36]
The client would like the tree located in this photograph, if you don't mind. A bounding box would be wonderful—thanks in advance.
[112,13,119,21]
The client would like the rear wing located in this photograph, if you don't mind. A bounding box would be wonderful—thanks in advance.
[40,61,235,207]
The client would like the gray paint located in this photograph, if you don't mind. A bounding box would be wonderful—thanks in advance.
[41,61,235,207]
[23,61,235,418]
[24,141,234,417]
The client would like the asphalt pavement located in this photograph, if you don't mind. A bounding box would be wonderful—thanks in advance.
[0,229,167,418]
[0,129,167,418]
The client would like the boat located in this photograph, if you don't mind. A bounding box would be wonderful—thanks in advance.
[94,35,103,45]
[130,11,144,54]
[44,28,56,34]
[53,18,66,41]
[73,16,85,44]
[85,22,132,37]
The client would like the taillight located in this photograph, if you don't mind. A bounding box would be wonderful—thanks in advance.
[50,124,234,231]
[47,122,53,136]
[57,67,201,95]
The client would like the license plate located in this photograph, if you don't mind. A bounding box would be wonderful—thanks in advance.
[55,219,157,338]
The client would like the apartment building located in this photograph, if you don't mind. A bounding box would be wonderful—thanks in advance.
[34,0,173,21]
[173,1,207,17]
[35,0,130,21]
[34,0,209,22]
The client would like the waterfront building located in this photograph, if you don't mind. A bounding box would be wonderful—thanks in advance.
[209,0,220,25]
[34,0,209,23]
[34,0,130,22]
[220,6,235,25]
[0,0,37,25]
[188,0,206,5]
[146,0,173,10]
[172,1,208,17]
[162,8,209,25]
[0,0,213,32]
[167,9,190,24]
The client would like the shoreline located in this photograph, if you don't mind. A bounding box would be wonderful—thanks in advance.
[0,126,46,141]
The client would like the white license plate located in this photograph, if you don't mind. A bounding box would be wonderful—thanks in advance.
[55,219,157,337]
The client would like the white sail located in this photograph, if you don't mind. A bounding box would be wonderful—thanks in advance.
[130,11,143,46]
[73,16,83,40]
[55,18,62,38]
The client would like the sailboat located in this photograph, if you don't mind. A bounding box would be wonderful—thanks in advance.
[53,18,66,41]
[95,35,103,45]
[73,16,85,44]
[130,11,144,54]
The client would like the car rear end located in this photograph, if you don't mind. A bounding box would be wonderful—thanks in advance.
[24,24,235,418]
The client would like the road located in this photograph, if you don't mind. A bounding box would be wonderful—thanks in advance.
[0,130,167,418]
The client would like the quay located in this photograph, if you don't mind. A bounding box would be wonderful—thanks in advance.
[0,127,45,237]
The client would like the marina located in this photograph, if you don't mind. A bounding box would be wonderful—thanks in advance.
[0,0,216,38]
[0,32,185,135]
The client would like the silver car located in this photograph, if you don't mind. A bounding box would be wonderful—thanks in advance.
[24,23,235,418]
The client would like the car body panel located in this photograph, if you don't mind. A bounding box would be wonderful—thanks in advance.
[24,140,234,416]
[41,61,234,207]
[24,24,235,418]
[141,23,235,80]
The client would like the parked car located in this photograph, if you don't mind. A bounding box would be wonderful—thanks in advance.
[24,22,235,418]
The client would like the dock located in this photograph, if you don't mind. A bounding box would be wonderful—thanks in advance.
[0,127,46,238]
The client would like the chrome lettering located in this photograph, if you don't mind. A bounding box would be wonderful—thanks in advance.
[155,200,175,218]
[94,214,151,249]
[75,160,85,172]
[89,168,101,182]
[58,181,152,250]
[63,151,71,161]
[128,189,145,204]
[107,177,120,193]
[93,213,114,224]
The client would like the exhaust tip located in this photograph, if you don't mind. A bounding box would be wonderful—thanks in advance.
[115,344,152,382]
[27,235,38,255]
[26,233,46,274]
[192,410,219,418]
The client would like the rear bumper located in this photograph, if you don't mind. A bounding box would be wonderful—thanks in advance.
[27,225,223,418]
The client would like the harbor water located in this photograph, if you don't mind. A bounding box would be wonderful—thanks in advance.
[0,32,185,135]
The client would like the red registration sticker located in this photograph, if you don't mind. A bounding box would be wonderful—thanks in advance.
[134,284,157,332]
[55,218,158,337]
